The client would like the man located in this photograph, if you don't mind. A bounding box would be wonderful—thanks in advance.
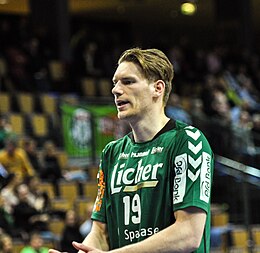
[50,48,214,253]
[0,136,35,182]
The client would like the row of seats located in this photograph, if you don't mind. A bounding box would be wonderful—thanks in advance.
[0,92,60,115]
[0,76,113,116]
[38,180,97,237]
[39,180,98,207]
[80,77,113,97]
[1,112,61,146]
[211,212,260,252]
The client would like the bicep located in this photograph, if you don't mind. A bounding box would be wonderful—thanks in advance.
[174,207,207,244]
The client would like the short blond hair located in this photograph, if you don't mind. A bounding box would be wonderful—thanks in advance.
[118,47,174,106]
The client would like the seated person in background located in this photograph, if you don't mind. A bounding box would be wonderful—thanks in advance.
[0,194,15,237]
[13,183,50,238]
[166,93,192,124]
[20,231,49,253]
[79,202,94,238]
[0,233,13,253]
[0,116,12,150]
[24,176,50,213]
[0,136,35,182]
[60,209,84,253]
[40,140,63,182]
[22,137,43,176]
[0,173,20,215]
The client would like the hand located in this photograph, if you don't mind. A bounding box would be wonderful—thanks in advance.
[48,250,67,253]
[48,242,105,253]
[72,241,105,253]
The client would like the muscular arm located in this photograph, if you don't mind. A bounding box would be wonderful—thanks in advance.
[114,207,206,253]
[122,207,206,253]
[73,207,206,253]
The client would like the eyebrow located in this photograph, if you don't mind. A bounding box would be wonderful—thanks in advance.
[112,76,135,84]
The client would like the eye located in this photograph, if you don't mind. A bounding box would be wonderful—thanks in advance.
[122,78,135,85]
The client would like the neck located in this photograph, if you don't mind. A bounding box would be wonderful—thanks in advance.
[129,113,169,143]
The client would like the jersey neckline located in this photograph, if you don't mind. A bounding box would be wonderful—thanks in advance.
[128,119,176,144]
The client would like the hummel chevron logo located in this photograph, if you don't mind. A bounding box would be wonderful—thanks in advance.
[188,141,202,155]
[185,129,201,141]
[188,155,202,169]
[188,169,200,182]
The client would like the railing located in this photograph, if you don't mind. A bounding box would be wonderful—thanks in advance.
[215,155,260,187]
[214,155,260,253]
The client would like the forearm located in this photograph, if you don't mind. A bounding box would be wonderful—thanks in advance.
[80,221,109,252]
[110,209,206,253]
[121,223,196,253]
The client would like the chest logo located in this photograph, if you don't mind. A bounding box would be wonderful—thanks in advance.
[111,159,163,194]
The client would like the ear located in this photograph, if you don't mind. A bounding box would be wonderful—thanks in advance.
[152,80,165,98]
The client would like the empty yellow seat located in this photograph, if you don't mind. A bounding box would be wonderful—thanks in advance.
[83,181,98,202]
[31,113,48,138]
[81,78,97,97]
[0,92,11,113]
[9,113,25,135]
[17,93,34,113]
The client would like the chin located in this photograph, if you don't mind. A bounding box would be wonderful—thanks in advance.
[117,112,127,120]
[117,111,132,120]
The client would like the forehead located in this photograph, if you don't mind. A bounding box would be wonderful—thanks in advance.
[113,61,143,80]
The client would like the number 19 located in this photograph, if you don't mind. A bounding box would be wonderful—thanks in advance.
[123,194,141,225]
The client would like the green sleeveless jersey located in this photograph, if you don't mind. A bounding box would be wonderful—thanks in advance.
[92,120,214,252]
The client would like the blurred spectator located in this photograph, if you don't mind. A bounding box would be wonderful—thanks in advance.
[206,48,222,74]
[13,184,50,238]
[0,194,14,237]
[60,209,83,253]
[0,136,35,182]
[41,140,63,181]
[189,98,208,133]
[237,76,260,113]
[166,93,192,124]
[25,176,50,213]
[5,46,33,91]
[79,202,94,238]
[210,89,232,124]
[83,42,102,77]
[40,140,63,195]
[200,74,218,116]
[22,137,43,176]
[0,162,8,189]
[231,110,256,165]
[0,173,19,215]
[206,90,233,156]
[252,113,260,167]
[0,116,12,150]
[20,231,49,253]
[252,113,260,147]
[0,233,13,253]
[23,37,51,92]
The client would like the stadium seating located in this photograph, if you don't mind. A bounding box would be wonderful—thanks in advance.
[83,181,98,202]
[59,180,79,208]
[81,77,97,97]
[40,93,58,115]
[0,92,11,113]
[17,92,35,114]
[9,113,25,136]
[38,182,56,199]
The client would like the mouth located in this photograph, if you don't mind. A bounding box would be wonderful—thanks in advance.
[116,100,129,109]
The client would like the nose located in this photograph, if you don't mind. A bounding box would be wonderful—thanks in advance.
[112,82,123,96]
